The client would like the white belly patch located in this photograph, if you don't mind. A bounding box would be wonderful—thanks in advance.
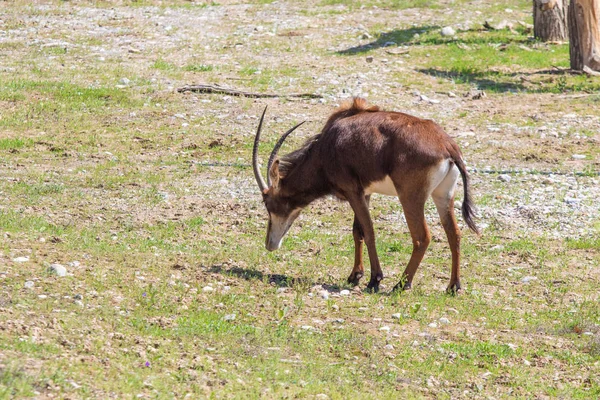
[365,176,397,196]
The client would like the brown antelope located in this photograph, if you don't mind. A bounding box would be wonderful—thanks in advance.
[252,98,479,293]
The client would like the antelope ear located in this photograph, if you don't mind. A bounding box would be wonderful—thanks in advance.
[269,159,281,188]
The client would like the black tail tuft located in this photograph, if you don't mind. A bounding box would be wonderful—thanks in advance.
[454,157,480,235]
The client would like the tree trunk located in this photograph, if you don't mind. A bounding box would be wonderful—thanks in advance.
[534,0,569,41]
[568,0,600,71]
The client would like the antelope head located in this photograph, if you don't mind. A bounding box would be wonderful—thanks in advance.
[252,107,305,251]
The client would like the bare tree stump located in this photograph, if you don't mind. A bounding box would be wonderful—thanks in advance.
[533,0,569,42]
[568,0,600,71]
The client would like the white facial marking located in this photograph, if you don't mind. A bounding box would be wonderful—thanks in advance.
[266,209,301,251]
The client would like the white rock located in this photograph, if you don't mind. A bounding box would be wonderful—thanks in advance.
[320,291,329,300]
[384,344,394,350]
[521,276,537,283]
[118,77,130,85]
[392,313,402,319]
[340,289,350,296]
[24,281,35,289]
[301,325,314,331]
[441,26,456,36]
[572,154,586,159]
[498,174,512,182]
[48,263,67,277]
[223,314,236,321]
[439,317,451,325]
[13,257,29,263]
[428,322,438,328]
[202,286,215,292]
[523,359,531,366]
[379,326,391,332]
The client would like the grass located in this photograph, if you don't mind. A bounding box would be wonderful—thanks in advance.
[0,0,599,398]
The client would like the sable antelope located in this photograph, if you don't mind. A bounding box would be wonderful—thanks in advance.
[252,98,479,293]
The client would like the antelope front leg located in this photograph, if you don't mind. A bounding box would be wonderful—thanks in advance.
[346,193,383,292]
[347,195,371,286]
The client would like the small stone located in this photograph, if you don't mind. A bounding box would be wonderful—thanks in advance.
[202,286,214,292]
[73,294,83,300]
[521,276,537,283]
[366,56,374,63]
[441,26,455,36]
[223,314,236,321]
[498,174,512,182]
[276,287,287,294]
[379,326,391,332]
[523,359,531,366]
[583,332,594,336]
[340,289,350,296]
[384,344,394,350]
[315,394,329,400]
[301,325,314,331]
[439,317,451,325]
[571,154,586,160]
[24,281,35,289]
[119,78,130,85]
[392,313,401,319]
[38,295,47,299]
[320,291,329,300]
[48,263,67,277]
[428,322,438,328]
[13,257,29,263]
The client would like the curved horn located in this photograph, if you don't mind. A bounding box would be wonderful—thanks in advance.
[266,121,306,186]
[252,106,269,192]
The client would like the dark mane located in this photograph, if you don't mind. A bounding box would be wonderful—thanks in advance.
[278,98,380,177]
[278,134,321,177]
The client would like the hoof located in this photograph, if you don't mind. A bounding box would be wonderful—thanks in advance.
[347,272,363,286]
[446,281,461,295]
[366,274,383,293]
[392,281,411,292]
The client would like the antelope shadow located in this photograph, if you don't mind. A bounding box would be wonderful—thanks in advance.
[207,264,343,292]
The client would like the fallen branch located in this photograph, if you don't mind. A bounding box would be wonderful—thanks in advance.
[177,83,322,99]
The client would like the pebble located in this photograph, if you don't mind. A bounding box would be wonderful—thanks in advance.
[365,56,374,63]
[202,286,214,292]
[384,344,394,350]
[13,257,30,263]
[428,322,438,328]
[392,313,401,319]
[498,174,512,182]
[340,289,350,296]
[521,276,537,283]
[48,263,67,277]
[439,317,451,325]
[441,26,456,36]
[320,291,329,300]
[379,326,390,332]
[24,281,35,289]
[223,314,236,321]
[571,154,586,159]
[119,77,130,85]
